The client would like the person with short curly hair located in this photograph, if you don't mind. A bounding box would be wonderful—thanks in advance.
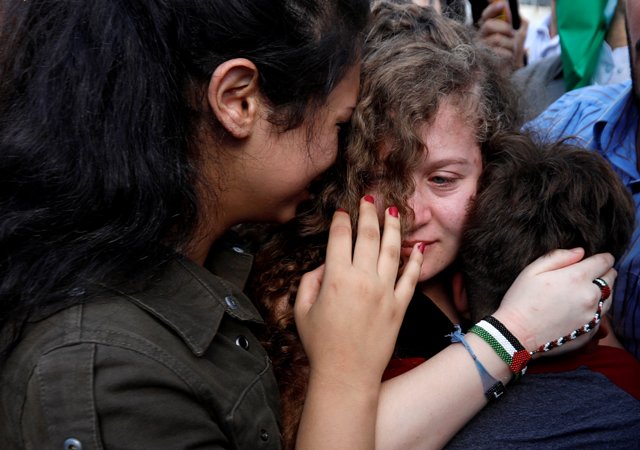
[446,132,640,448]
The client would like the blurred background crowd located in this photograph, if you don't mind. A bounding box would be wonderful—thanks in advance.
[414,0,629,120]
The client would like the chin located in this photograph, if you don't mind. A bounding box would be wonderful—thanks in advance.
[416,262,440,283]
[419,255,455,282]
[418,269,439,283]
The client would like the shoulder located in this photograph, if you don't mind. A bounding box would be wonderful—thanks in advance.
[525,83,629,143]
[0,293,281,449]
[0,298,205,396]
[513,54,562,84]
[445,367,640,449]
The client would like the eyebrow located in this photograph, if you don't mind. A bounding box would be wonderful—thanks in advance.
[426,157,475,168]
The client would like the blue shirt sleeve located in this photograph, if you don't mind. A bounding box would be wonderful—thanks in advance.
[523,84,624,148]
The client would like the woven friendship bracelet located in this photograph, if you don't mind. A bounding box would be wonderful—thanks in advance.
[469,317,531,379]
[476,278,609,360]
[448,324,506,402]
[531,297,604,354]
[531,278,609,354]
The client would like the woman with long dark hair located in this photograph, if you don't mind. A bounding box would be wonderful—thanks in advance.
[0,1,430,448]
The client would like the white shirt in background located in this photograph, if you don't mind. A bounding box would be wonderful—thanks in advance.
[524,13,560,64]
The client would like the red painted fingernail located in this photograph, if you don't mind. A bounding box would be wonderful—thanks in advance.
[388,206,399,218]
[418,242,426,254]
[363,195,375,204]
[336,207,348,213]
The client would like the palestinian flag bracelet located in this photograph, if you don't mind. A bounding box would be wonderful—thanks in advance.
[469,278,609,378]
[469,316,531,380]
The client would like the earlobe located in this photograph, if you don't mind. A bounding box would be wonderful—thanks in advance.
[208,58,260,139]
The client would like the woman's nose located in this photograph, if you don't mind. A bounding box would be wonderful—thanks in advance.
[408,188,432,226]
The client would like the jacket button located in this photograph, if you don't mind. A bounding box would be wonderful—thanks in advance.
[235,335,249,350]
[260,429,269,441]
[224,295,238,309]
[63,438,83,450]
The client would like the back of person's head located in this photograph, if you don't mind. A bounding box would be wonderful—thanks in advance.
[460,132,636,322]
[0,0,369,358]
[368,0,467,44]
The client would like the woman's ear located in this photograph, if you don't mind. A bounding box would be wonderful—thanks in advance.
[208,58,261,139]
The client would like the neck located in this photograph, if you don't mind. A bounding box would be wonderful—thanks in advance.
[184,204,234,265]
[549,3,558,38]
[419,275,461,324]
[606,10,627,49]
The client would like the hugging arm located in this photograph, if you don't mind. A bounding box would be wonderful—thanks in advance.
[375,249,615,450]
[288,197,613,450]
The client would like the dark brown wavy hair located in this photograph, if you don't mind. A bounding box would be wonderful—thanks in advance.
[461,132,635,322]
[248,2,520,447]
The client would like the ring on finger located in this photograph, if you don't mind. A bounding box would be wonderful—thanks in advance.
[592,277,611,301]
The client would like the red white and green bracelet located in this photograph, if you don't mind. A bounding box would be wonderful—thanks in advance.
[469,316,531,380]
[469,277,611,379]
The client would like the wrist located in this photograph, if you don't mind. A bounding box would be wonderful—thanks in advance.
[469,316,532,378]
[463,332,513,386]
[491,307,537,354]
[307,366,381,399]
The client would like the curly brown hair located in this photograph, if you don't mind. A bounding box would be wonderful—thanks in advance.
[248,2,520,447]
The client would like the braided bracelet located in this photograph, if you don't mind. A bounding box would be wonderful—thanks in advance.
[448,324,506,402]
[532,293,605,354]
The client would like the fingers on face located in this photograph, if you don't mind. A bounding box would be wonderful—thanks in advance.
[295,265,326,319]
[325,208,353,268]
[352,196,381,272]
[394,243,424,308]
[378,206,402,285]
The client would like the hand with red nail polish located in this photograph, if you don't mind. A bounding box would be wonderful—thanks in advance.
[294,194,424,394]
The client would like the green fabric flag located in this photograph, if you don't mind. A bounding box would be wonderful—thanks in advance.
[556,0,613,91]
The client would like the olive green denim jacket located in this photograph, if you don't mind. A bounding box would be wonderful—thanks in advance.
[0,247,282,449]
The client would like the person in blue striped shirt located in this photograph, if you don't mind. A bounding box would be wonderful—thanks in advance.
[527,0,640,359]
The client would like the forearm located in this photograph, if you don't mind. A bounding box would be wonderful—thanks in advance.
[376,334,510,450]
[297,370,380,450]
